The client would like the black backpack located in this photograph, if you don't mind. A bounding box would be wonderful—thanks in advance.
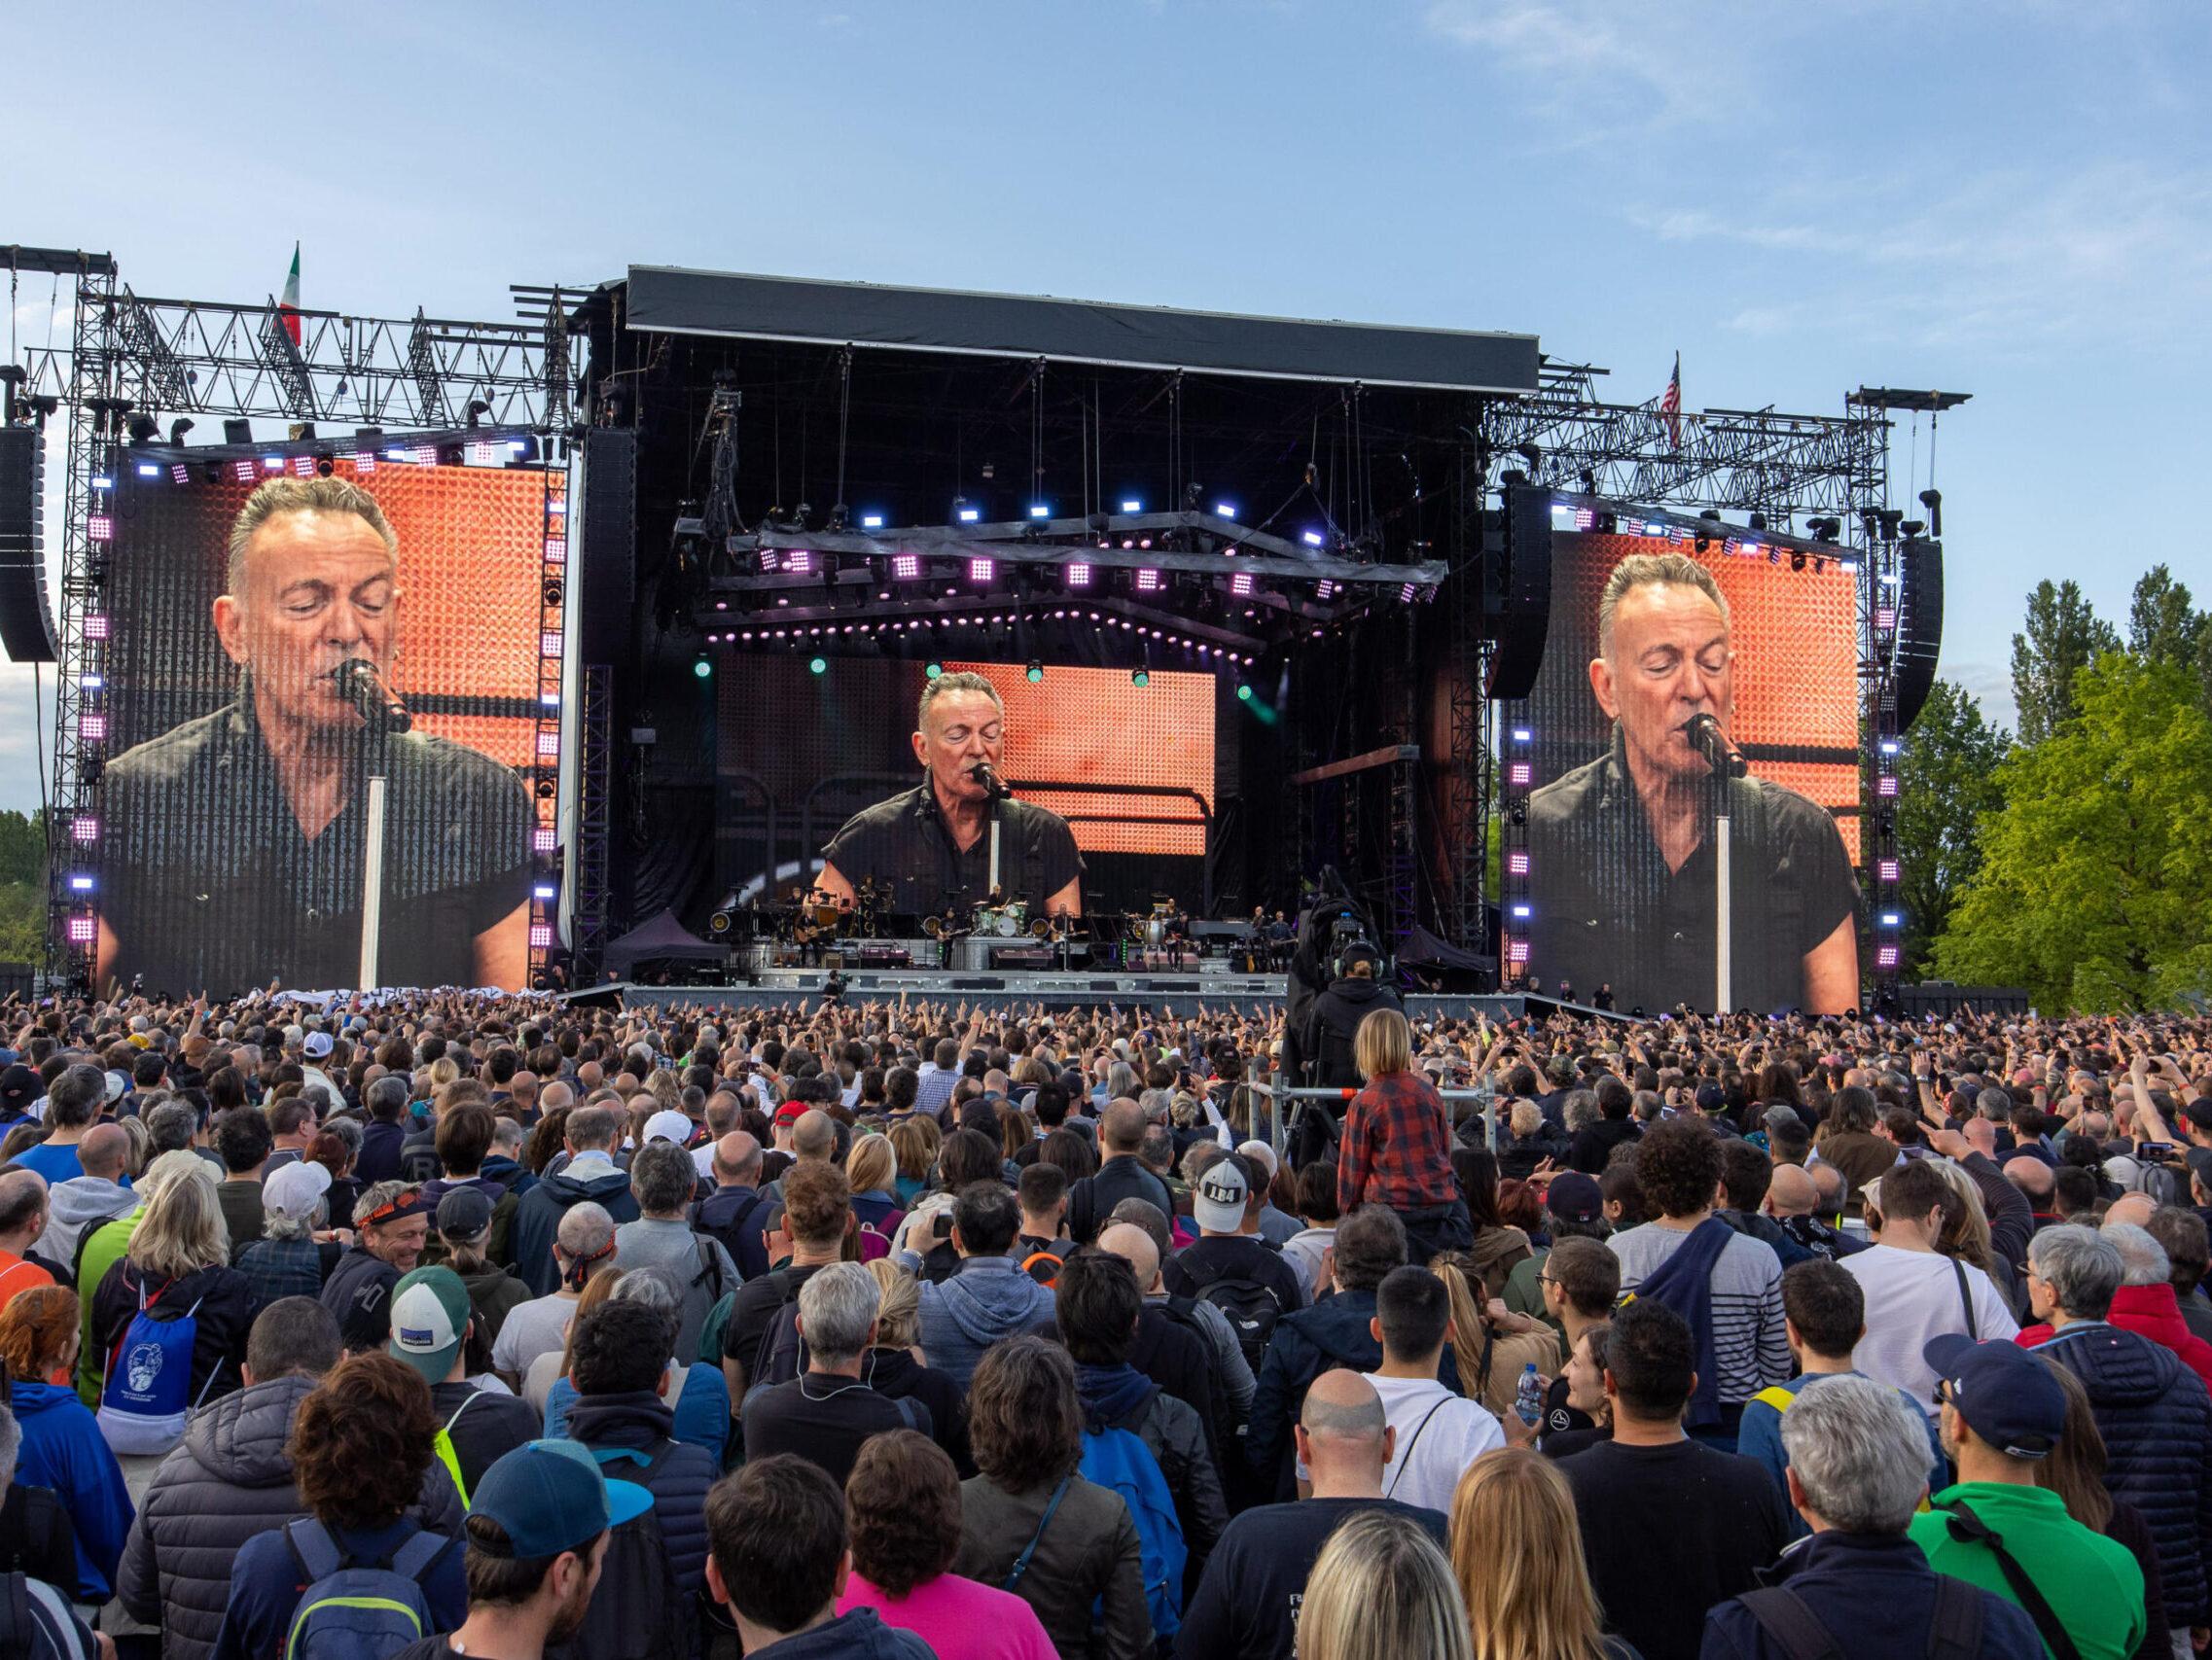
[1179,1257,1284,1373]
[690,1189,767,1273]
[1735,1575,1985,1660]
[749,1269,810,1390]
[546,1444,696,1660]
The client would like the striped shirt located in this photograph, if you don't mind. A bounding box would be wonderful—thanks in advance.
[1610,1221,1790,1406]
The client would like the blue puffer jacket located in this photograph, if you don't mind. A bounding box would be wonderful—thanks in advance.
[2036,1321,2212,1625]
[563,1388,719,1595]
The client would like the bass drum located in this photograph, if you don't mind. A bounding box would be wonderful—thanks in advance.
[976,902,1029,938]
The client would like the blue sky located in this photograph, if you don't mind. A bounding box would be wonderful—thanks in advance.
[5,0,2207,814]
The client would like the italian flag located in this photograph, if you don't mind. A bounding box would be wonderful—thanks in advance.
[278,243,302,345]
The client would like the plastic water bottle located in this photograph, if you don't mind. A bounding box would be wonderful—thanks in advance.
[1514,1362,1544,1426]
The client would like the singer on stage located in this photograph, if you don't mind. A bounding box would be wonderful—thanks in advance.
[813,670,1084,919]
[98,477,533,993]
[1525,551,1859,1014]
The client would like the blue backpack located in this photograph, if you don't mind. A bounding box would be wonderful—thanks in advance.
[1079,1426,1187,1642]
[280,1517,452,1660]
[95,1280,217,1456]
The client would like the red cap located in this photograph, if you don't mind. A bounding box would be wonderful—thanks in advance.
[773,1101,806,1128]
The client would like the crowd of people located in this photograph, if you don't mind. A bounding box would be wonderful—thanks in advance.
[0,983,2202,1660]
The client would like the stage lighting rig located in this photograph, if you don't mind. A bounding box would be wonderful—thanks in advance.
[1917,489,1943,538]
[168,418,195,445]
[125,412,161,445]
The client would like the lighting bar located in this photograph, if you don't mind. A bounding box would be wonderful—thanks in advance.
[291,456,318,478]
[232,459,259,482]
[1120,498,1143,513]
[1064,562,1092,588]
[968,555,996,584]
[1135,569,1162,593]
[861,513,885,530]
[891,553,921,581]
[167,464,190,484]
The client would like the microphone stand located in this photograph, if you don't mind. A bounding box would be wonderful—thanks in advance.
[357,722,391,993]
[1712,756,1730,1017]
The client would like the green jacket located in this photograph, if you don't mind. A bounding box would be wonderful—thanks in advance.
[1503,1248,1559,1330]
[75,1209,145,1403]
[1907,1481,2145,1660]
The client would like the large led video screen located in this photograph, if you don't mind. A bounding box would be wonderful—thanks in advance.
[717,657,1217,918]
[95,458,546,995]
[1514,530,1862,1014]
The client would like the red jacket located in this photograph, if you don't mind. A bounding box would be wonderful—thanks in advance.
[2017,1283,2212,1392]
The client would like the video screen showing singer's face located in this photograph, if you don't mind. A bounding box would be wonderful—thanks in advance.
[96,470,540,997]
[1591,576,1735,790]
[914,685,1005,805]
[214,504,403,740]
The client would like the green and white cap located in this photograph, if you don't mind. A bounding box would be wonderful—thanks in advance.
[387,1265,471,1385]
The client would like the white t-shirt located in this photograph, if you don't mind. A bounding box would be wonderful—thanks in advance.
[1840,1244,2018,1411]
[1368,1373,1505,1513]
[491,1291,578,1380]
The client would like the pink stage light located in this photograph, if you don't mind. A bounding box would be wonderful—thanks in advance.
[72,817,98,845]
[968,556,996,585]
[66,915,96,945]
[540,630,563,657]
[81,714,105,742]
[84,614,109,640]
[1876,945,1901,969]
[232,460,259,482]
[533,828,556,854]
[1507,937,1530,964]
[169,464,191,485]
[529,924,553,949]
[1507,850,1530,875]
[1508,761,1532,787]
[543,536,565,562]
[536,731,559,759]
[1876,775,1899,797]
[1135,569,1162,593]
[88,515,113,543]
[787,550,815,576]
[291,456,317,478]
[1230,572,1254,597]
[1878,859,1900,883]
[1065,562,1092,588]
[892,553,922,581]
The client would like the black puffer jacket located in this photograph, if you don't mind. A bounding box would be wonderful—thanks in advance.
[116,1372,465,1660]
[2038,1323,2212,1626]
[565,1389,719,1595]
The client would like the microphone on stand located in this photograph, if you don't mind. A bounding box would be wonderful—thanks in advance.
[969,761,1009,800]
[333,658,411,733]
[1683,713,1745,779]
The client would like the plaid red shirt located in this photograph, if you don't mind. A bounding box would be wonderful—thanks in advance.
[1337,1069,1458,1214]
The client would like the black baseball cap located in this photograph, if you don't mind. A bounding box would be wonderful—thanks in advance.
[0,1065,36,1114]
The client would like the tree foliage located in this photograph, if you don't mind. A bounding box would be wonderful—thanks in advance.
[1893,679,2009,977]
[2011,580,2121,746]
[0,809,43,967]
[1935,654,2212,1011]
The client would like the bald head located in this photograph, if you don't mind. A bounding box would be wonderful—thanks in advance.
[0,1168,48,1239]
[2005,1156,2054,1201]
[2107,1191,2157,1231]
[793,1109,837,1161]
[713,1130,763,1185]
[1298,1368,1393,1496]
[540,1079,574,1113]
[1765,1162,1818,1218]
[76,1120,131,1181]
[1101,1098,1147,1154]
[1098,1222,1161,1293]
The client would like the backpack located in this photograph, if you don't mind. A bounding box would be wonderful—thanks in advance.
[857,1220,893,1263]
[1020,1245,1067,1288]
[1735,1573,1986,1660]
[690,1189,767,1274]
[280,1516,453,1660]
[548,1446,691,1660]
[1179,1257,1283,1373]
[0,1572,95,1660]
[749,1270,810,1389]
[696,1289,737,1369]
[1078,1425,1187,1642]
[96,1279,219,1456]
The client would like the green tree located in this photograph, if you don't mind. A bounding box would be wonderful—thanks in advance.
[1935,653,2212,1011]
[1892,680,2009,977]
[0,809,45,889]
[2011,580,2121,745]
[2128,565,2206,668]
[0,809,46,968]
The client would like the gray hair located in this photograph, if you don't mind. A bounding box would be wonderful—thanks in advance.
[366,1075,410,1120]
[1597,551,1730,658]
[2028,1223,2123,1320]
[611,1265,682,1314]
[1976,1088,2012,1123]
[915,668,1003,735]
[628,1139,696,1217]
[1137,1087,1175,1124]
[1561,1089,1601,1135]
[351,1179,415,1231]
[144,1102,200,1156]
[1779,1373,1938,1534]
[322,1115,363,1162]
[226,475,398,593]
[565,1105,621,1152]
[796,1260,880,1366]
[262,1195,326,1242]
[2101,1220,2172,1288]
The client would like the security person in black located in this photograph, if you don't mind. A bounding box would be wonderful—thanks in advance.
[100,477,533,993]
[1525,551,1859,1015]
[813,670,1083,921]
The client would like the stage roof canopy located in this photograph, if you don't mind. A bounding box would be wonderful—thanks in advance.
[620,265,1541,395]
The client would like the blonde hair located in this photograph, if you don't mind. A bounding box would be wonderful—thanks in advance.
[1429,1254,1497,1401]
[865,1258,922,1349]
[128,1158,230,1279]
[227,475,398,593]
[1925,1158,1995,1273]
[1448,1450,1613,1660]
[847,1133,897,1196]
[1596,551,1730,659]
[888,1116,940,1182]
[1355,1008,1413,1082]
[1299,1507,1474,1660]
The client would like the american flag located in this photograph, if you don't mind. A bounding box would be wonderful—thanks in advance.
[1659,352,1682,449]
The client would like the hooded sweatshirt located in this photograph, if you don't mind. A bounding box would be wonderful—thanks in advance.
[915,1256,1057,1388]
[2018,1283,2212,1393]
[9,1377,133,1601]
[506,1154,639,1295]
[39,1175,138,1271]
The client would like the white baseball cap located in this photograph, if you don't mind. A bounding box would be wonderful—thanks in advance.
[643,1109,695,1147]
[263,1159,332,1219]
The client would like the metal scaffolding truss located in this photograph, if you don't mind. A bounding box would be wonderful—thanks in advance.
[1481,362,1888,527]
[18,290,575,433]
